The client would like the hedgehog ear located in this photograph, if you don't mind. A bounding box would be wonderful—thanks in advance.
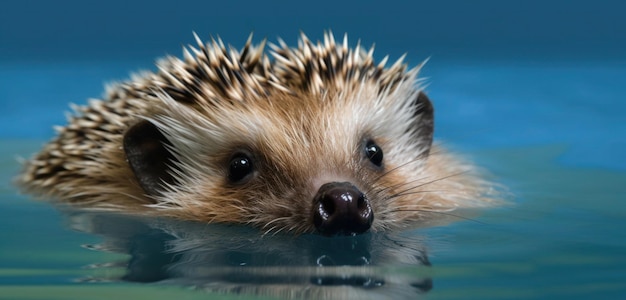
[123,120,179,196]
[412,91,434,153]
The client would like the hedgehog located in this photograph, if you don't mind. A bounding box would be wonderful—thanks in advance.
[17,32,496,236]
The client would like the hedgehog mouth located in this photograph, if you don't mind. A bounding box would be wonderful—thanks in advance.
[312,181,374,236]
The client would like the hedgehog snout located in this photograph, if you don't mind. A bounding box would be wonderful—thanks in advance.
[312,182,373,236]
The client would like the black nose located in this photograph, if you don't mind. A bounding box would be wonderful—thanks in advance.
[312,182,373,236]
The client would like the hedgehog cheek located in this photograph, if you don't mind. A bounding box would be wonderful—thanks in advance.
[411,91,435,154]
[123,120,179,197]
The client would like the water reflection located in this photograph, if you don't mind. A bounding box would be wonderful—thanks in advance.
[68,211,432,299]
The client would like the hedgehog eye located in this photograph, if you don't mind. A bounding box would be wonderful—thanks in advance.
[365,140,384,168]
[228,153,254,183]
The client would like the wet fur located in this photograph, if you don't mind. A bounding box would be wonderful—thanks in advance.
[17,32,497,234]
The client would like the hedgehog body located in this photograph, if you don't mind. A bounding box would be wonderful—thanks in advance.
[18,33,494,235]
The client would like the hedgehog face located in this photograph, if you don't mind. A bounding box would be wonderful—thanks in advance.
[124,81,435,235]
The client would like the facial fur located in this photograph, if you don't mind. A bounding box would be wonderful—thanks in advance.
[17,32,496,235]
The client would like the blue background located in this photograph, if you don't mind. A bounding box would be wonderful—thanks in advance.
[1,0,625,61]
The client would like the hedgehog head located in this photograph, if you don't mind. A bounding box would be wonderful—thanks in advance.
[119,32,486,235]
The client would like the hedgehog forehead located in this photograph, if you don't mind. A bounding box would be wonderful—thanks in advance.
[155,74,419,153]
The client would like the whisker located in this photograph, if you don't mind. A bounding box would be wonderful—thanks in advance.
[364,148,458,196]
[388,208,486,224]
[261,216,289,228]
[396,171,469,194]
[371,157,423,184]
[267,226,286,236]
[386,190,448,199]
[373,171,468,203]
[363,157,425,195]
[369,175,434,197]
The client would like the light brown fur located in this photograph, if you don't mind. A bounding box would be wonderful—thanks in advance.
[17,32,497,234]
